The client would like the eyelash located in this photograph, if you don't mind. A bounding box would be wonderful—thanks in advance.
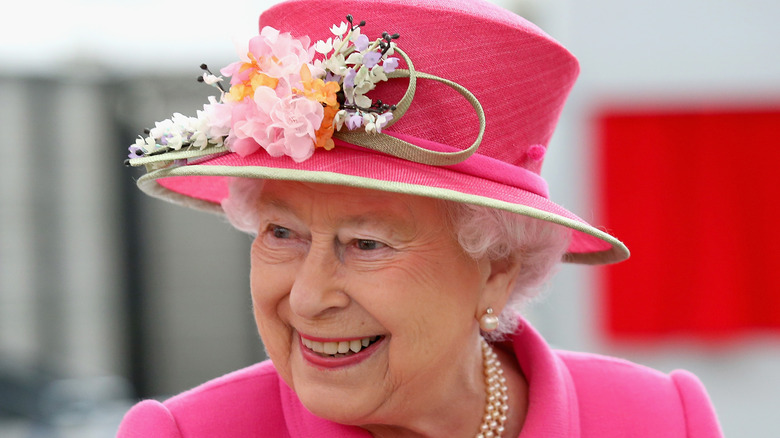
[354,239,384,251]
[264,224,388,254]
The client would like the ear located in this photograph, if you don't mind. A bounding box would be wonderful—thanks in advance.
[477,254,523,315]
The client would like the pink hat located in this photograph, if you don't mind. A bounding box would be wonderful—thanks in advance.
[127,0,629,264]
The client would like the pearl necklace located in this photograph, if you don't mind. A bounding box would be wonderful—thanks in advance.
[476,337,509,438]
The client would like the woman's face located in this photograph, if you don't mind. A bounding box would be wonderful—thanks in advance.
[250,181,499,425]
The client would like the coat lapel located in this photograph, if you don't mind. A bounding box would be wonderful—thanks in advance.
[513,318,581,437]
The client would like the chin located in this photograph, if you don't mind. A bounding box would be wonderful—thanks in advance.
[295,382,382,426]
[280,331,393,422]
[287,351,389,426]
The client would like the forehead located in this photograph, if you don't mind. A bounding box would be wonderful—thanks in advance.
[256,181,447,225]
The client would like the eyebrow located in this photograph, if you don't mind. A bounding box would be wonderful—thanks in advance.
[256,196,413,231]
[257,197,294,214]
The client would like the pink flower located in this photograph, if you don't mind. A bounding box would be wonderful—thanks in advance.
[226,86,323,162]
[228,136,263,157]
[221,26,314,97]
[227,98,270,157]
[265,93,324,162]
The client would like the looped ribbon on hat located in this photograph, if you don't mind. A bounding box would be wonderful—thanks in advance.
[335,46,486,166]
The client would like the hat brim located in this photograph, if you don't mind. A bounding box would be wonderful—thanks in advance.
[135,145,629,265]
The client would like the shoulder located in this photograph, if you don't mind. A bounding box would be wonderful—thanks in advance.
[555,350,722,438]
[117,360,289,438]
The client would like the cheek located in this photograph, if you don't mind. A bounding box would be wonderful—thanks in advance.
[250,252,297,363]
[250,242,296,312]
[392,251,483,304]
[359,255,481,337]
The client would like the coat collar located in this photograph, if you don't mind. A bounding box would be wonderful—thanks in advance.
[277,316,580,437]
[512,318,580,437]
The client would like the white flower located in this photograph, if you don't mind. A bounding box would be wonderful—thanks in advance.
[332,37,355,56]
[351,67,375,107]
[348,27,362,42]
[166,131,184,150]
[374,113,392,133]
[314,38,333,55]
[135,136,156,153]
[354,65,369,85]
[148,113,197,151]
[330,22,348,37]
[149,118,173,139]
[355,81,374,96]
[323,53,347,75]
[345,51,363,65]
[363,112,392,134]
[171,112,194,128]
[334,110,348,130]
[202,73,223,85]
[309,59,326,78]
[201,96,232,138]
[343,84,355,105]
[191,111,212,149]
[364,113,378,133]
[370,64,387,82]
[354,93,372,108]
[191,128,209,149]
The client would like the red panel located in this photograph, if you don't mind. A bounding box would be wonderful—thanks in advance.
[597,107,780,340]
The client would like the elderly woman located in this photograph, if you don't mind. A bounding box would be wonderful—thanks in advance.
[118,0,722,437]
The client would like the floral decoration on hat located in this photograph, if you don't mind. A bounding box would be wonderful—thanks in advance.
[128,15,401,165]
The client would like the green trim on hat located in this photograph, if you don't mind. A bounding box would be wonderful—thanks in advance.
[136,164,629,265]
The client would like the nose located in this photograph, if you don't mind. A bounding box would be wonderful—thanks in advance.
[288,241,350,319]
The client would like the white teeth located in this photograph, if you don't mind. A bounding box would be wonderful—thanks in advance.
[302,336,378,356]
[323,342,338,355]
[349,339,362,352]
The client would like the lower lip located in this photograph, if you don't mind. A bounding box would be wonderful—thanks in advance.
[299,335,384,369]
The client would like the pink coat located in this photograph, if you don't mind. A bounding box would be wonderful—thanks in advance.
[118,319,723,437]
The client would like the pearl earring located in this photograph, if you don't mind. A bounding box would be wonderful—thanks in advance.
[479,307,499,332]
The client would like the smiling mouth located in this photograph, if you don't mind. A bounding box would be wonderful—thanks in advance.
[301,335,383,358]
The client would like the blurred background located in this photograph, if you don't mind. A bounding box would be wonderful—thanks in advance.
[1,0,778,436]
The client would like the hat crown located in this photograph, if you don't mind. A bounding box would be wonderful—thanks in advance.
[261,0,579,175]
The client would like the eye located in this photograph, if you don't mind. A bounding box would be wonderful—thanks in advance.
[271,225,292,239]
[355,239,385,250]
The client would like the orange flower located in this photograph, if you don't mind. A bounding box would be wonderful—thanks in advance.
[225,53,280,102]
[295,64,341,150]
[225,83,250,102]
[226,72,279,102]
[251,73,280,91]
[295,64,340,107]
[315,105,338,150]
